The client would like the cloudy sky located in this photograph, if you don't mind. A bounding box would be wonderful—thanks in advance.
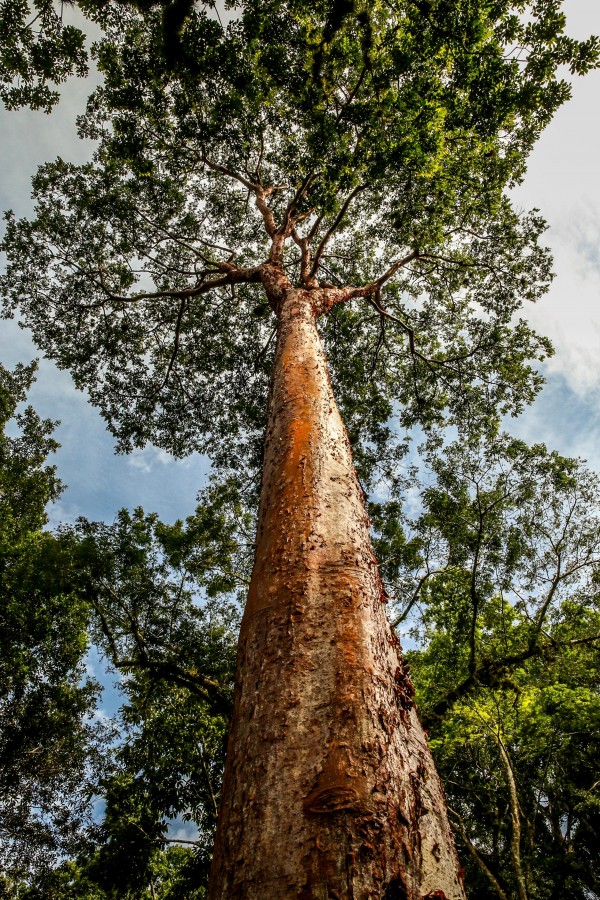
[1,0,600,529]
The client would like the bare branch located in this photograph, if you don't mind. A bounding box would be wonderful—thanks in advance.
[366,291,431,368]
[392,569,447,628]
[159,836,201,846]
[291,228,314,287]
[331,250,420,304]
[199,154,288,240]
[309,185,365,279]
[254,324,277,370]
[468,499,485,676]
[423,623,600,728]
[283,172,317,231]
[495,737,528,900]
[335,67,368,124]
[133,207,234,259]
[369,309,387,378]
[449,808,509,900]
[161,298,187,389]
[307,212,326,241]
[531,557,562,646]
[84,263,262,308]
[200,155,258,193]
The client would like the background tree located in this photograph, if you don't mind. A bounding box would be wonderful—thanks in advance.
[71,496,245,895]
[380,435,600,898]
[0,363,105,883]
[0,464,248,897]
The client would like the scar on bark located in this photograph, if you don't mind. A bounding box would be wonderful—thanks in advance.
[303,742,370,815]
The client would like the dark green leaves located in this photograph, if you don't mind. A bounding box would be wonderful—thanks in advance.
[379,434,600,897]
[4,1,592,477]
[0,364,104,880]
[0,0,87,111]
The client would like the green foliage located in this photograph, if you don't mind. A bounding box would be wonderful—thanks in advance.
[2,0,594,484]
[56,492,246,897]
[384,435,600,898]
[0,365,243,894]
[0,363,104,880]
[15,845,204,898]
[0,0,88,111]
[424,640,600,898]
[73,489,247,716]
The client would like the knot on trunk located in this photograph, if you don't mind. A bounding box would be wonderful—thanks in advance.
[303,742,370,816]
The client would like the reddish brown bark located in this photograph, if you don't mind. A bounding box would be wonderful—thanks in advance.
[208,284,465,899]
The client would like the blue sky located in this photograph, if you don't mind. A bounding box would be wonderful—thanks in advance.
[1,0,600,531]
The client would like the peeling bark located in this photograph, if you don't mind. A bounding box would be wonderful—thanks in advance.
[208,287,465,899]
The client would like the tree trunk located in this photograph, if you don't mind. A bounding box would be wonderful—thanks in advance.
[208,287,465,899]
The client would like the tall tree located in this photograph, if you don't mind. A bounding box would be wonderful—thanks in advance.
[2,1,598,895]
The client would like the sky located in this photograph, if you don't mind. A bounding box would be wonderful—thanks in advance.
[1,0,600,531]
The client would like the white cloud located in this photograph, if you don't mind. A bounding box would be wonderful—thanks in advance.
[128,445,176,473]
[166,819,200,842]
[522,203,600,395]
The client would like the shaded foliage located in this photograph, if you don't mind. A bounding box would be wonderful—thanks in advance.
[377,436,600,898]
[0,363,105,880]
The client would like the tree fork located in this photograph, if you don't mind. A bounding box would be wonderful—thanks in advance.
[208,284,465,899]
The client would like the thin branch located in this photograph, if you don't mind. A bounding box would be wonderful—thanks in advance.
[496,737,528,900]
[283,172,317,230]
[254,133,265,183]
[134,207,234,259]
[310,185,365,279]
[567,631,600,648]
[291,228,314,286]
[423,623,600,728]
[369,311,386,378]
[90,591,231,715]
[331,250,420,307]
[469,499,485,676]
[200,155,258,193]
[366,291,433,369]
[254,324,277,370]
[198,742,219,820]
[199,154,287,239]
[84,264,262,308]
[392,569,446,627]
[159,835,201,846]
[530,557,561,647]
[307,212,326,242]
[335,67,368,124]
[161,298,187,389]
[448,808,509,900]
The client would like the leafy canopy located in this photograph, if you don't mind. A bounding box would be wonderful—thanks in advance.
[3,0,597,483]
[0,392,247,895]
